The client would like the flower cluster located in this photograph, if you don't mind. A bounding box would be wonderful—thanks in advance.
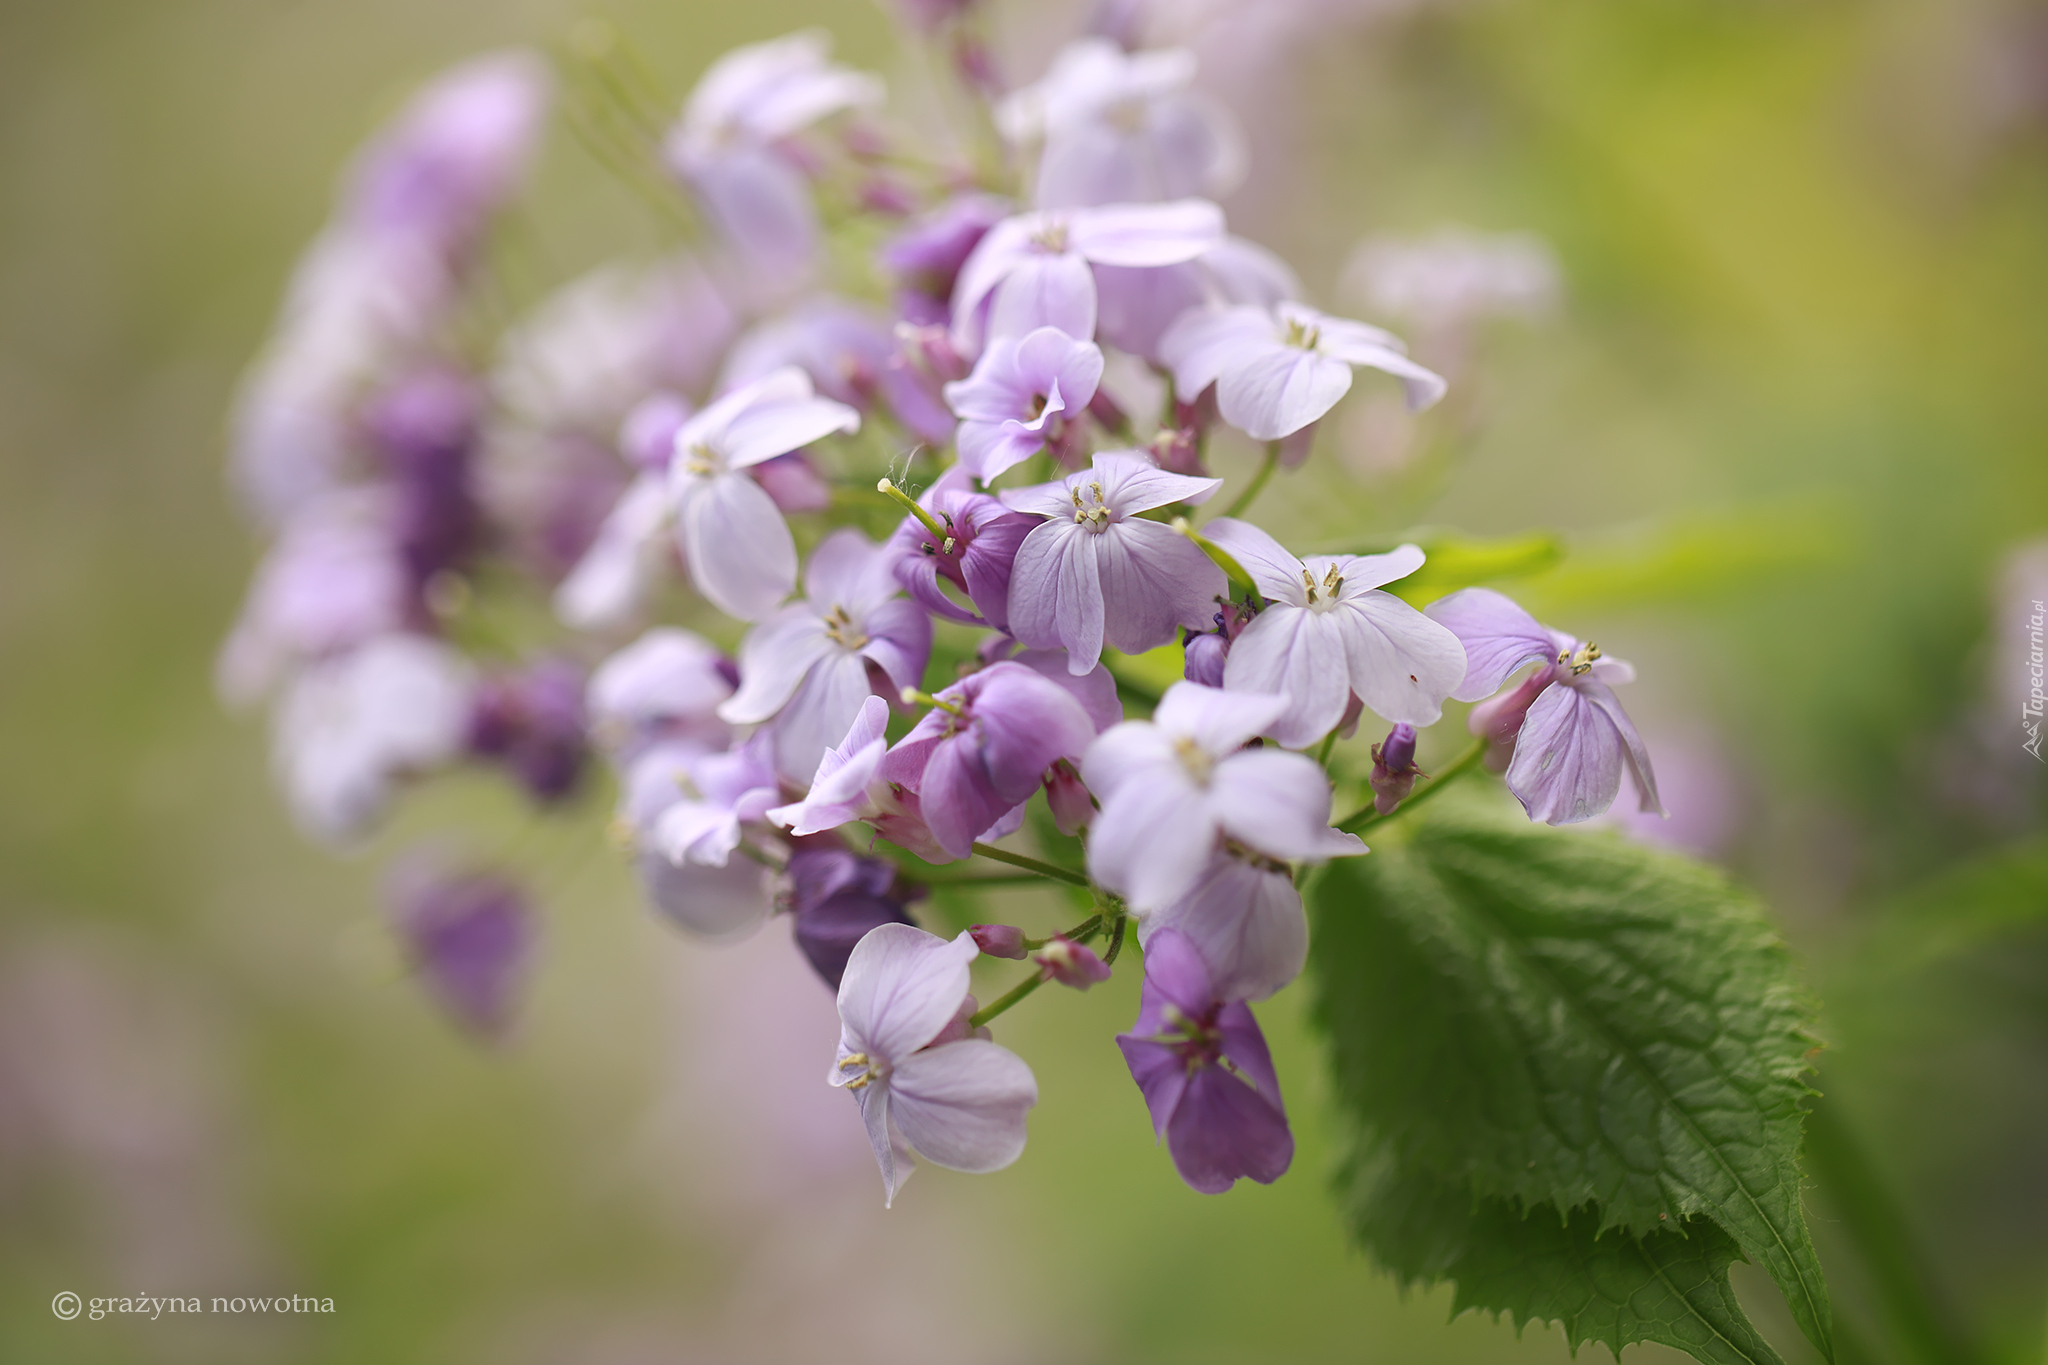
[221,12,1659,1203]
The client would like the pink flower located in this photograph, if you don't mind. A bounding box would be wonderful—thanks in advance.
[1425,587,1664,825]
[1199,519,1466,747]
[1081,681,1362,911]
[832,924,1038,1206]
[999,452,1225,673]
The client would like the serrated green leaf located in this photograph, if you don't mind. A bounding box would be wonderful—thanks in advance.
[1345,1147,1785,1365]
[1306,809,1830,1360]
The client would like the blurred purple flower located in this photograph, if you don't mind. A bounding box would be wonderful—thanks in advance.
[1081,681,1362,911]
[721,529,933,784]
[884,468,1037,631]
[766,696,952,863]
[881,193,1011,326]
[363,368,482,614]
[999,452,1224,673]
[586,627,736,761]
[831,924,1037,1206]
[721,297,954,444]
[1094,234,1297,364]
[1116,927,1291,1194]
[877,661,1101,858]
[996,39,1243,210]
[951,200,1225,356]
[651,732,782,869]
[1199,519,1465,747]
[783,848,921,988]
[669,367,862,622]
[1160,300,1444,445]
[615,741,773,939]
[1425,587,1664,825]
[468,657,589,803]
[387,861,535,1041]
[944,325,1105,481]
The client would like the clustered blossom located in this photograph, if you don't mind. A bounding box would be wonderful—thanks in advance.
[222,18,1639,1212]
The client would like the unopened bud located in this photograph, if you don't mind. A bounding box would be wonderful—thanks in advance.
[894,321,970,382]
[1370,722,1422,815]
[970,924,1028,959]
[1147,424,1205,476]
[1043,760,1094,835]
[1034,936,1111,989]
[1184,631,1228,686]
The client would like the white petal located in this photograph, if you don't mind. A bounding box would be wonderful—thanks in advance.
[1333,591,1468,727]
[718,606,832,725]
[1209,747,1365,863]
[888,1040,1037,1174]
[836,924,979,1063]
[1217,344,1353,441]
[1086,766,1218,911]
[719,394,861,470]
[677,472,798,622]
[1221,605,1350,749]
[1199,517,1309,606]
[767,647,875,787]
[1152,679,1287,757]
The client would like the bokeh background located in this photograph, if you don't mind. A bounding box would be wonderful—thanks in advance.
[3,0,2046,1361]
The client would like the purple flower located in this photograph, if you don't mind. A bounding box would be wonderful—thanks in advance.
[995,39,1244,210]
[1159,301,1445,443]
[1425,587,1664,825]
[984,638,1128,732]
[885,467,1037,630]
[878,662,1102,859]
[1081,681,1363,911]
[999,452,1225,674]
[1116,927,1292,1194]
[274,634,476,845]
[363,368,483,614]
[1137,848,1306,1002]
[586,627,736,761]
[1369,722,1421,815]
[721,297,954,444]
[615,741,773,938]
[951,200,1225,357]
[881,193,1011,327]
[943,326,1106,481]
[784,848,921,989]
[720,529,933,785]
[766,696,953,862]
[650,732,782,870]
[387,860,536,1041]
[553,470,672,630]
[832,924,1038,1206]
[468,657,589,803]
[1199,519,1466,748]
[216,492,407,705]
[669,366,862,622]
[1095,234,1298,365]
[666,33,884,280]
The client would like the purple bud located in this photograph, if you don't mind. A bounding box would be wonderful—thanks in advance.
[970,924,1029,959]
[1148,425,1205,477]
[1035,936,1111,990]
[784,848,922,989]
[1184,631,1228,687]
[895,320,972,382]
[857,175,917,217]
[363,368,481,609]
[1043,760,1095,836]
[387,860,535,1041]
[1370,722,1421,815]
[469,657,590,803]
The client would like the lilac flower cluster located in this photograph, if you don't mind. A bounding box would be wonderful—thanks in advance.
[221,12,1659,1202]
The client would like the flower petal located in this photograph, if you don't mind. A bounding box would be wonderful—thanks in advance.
[1199,517,1310,606]
[888,1039,1038,1174]
[719,394,862,470]
[1086,765,1218,912]
[1504,678,1626,824]
[676,471,798,623]
[1068,198,1224,266]
[1209,747,1364,863]
[1581,678,1664,817]
[1164,1064,1294,1193]
[1217,343,1353,441]
[987,251,1097,344]
[1157,304,1273,399]
[1220,605,1350,748]
[1332,590,1468,727]
[768,647,875,786]
[718,605,832,724]
[1152,679,1286,757]
[835,923,979,1063]
[1006,521,1107,672]
[1143,853,1306,1002]
[1096,518,1228,657]
[1424,587,1558,702]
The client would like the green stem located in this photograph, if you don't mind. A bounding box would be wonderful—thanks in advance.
[905,870,1050,887]
[970,914,1104,1028]
[970,842,1091,888]
[1215,442,1280,521]
[1336,737,1487,835]
[1101,911,1129,965]
[1315,731,1338,767]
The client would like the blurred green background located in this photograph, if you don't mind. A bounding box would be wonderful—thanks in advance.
[2,0,2045,1361]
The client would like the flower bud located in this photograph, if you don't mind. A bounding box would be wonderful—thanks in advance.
[1148,425,1205,477]
[970,924,1028,959]
[1035,936,1111,990]
[1370,722,1421,815]
[1043,760,1095,836]
[1184,631,1228,686]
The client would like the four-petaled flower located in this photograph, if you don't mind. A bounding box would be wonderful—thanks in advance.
[832,924,1038,1206]
[1425,587,1664,825]
[943,325,1105,481]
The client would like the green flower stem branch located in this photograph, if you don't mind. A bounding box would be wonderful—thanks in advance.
[968,842,1091,887]
[1336,737,1489,836]
[1215,441,1281,521]
[969,911,1112,1029]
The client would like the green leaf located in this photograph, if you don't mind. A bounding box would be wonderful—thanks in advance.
[1306,808,1831,1361]
[1346,1148,1785,1365]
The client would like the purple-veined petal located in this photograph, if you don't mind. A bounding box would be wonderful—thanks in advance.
[804,526,888,608]
[857,596,934,694]
[957,418,1054,482]
[1157,304,1273,398]
[1092,450,1222,513]
[768,647,876,786]
[1096,518,1227,657]
[1220,606,1350,749]
[1217,343,1353,441]
[1164,1065,1294,1194]
[1009,647,1124,732]
[1216,999,1284,1105]
[1199,517,1310,606]
[852,1082,904,1206]
[676,471,798,622]
[972,663,1100,799]
[1152,679,1287,758]
[1086,768,1218,911]
[918,739,1018,860]
[1423,587,1559,702]
[1332,590,1468,728]
[986,251,1098,344]
[766,695,891,834]
[835,923,979,1067]
[719,394,861,470]
[1007,520,1108,672]
[888,1039,1037,1174]
[1330,543,1426,593]
[1069,199,1224,266]
[1117,1035,1192,1142]
[1504,678,1627,824]
[1209,747,1364,863]
[718,606,832,724]
[1142,854,1307,1003]
[1580,678,1664,817]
